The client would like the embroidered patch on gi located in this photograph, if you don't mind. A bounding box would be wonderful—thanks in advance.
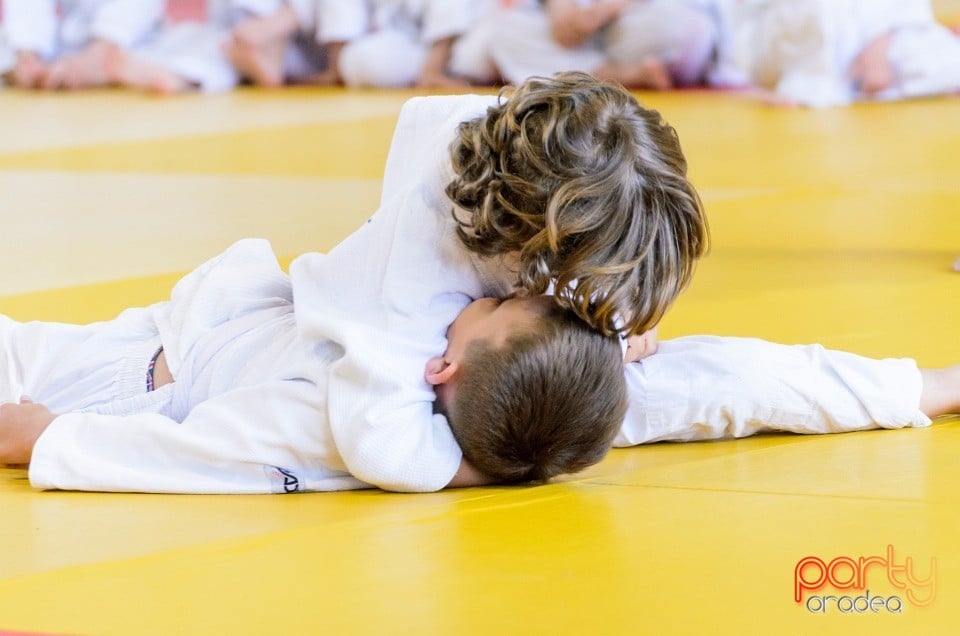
[264,466,301,494]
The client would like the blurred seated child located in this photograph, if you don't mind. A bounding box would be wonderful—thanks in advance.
[0,240,627,492]
[1,0,163,90]
[107,0,287,94]
[222,0,343,87]
[490,0,717,89]
[336,0,500,88]
[706,0,960,107]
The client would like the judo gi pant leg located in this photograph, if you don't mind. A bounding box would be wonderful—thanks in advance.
[0,308,168,416]
[604,0,718,86]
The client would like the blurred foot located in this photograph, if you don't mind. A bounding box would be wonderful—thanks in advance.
[4,52,47,89]
[106,47,192,95]
[596,57,673,90]
[41,41,115,90]
[223,38,286,87]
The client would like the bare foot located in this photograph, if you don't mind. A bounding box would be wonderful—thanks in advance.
[223,37,286,87]
[4,52,47,89]
[954,256,960,272]
[41,40,116,90]
[106,47,193,95]
[596,57,673,90]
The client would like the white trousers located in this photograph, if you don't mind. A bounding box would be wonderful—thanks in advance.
[0,310,172,418]
[878,24,960,102]
[491,1,717,86]
[339,29,428,88]
[338,27,502,87]
[0,33,13,78]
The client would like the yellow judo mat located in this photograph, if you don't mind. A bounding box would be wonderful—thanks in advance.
[0,83,958,635]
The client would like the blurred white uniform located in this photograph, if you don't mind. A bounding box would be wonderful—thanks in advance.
[492,0,717,86]
[280,0,369,79]
[287,0,368,45]
[0,31,13,77]
[1,0,164,60]
[130,0,284,92]
[707,0,960,107]
[304,0,498,87]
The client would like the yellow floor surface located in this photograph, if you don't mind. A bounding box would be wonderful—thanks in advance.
[0,86,958,635]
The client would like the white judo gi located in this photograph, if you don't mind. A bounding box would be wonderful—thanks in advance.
[307,0,498,87]
[1,0,164,60]
[298,93,927,459]
[0,32,13,78]
[13,94,928,495]
[8,239,368,494]
[278,0,373,81]
[286,0,364,46]
[706,0,960,107]
[490,0,717,86]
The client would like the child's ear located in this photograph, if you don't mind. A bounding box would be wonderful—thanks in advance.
[424,356,460,385]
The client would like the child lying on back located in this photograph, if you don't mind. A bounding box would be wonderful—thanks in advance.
[0,240,627,493]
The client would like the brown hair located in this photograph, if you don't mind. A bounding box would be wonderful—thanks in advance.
[446,71,708,337]
[444,303,627,483]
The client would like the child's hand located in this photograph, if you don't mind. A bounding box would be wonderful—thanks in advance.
[624,326,658,363]
[0,399,56,465]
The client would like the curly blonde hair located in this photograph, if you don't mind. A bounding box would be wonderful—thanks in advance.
[446,72,708,336]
